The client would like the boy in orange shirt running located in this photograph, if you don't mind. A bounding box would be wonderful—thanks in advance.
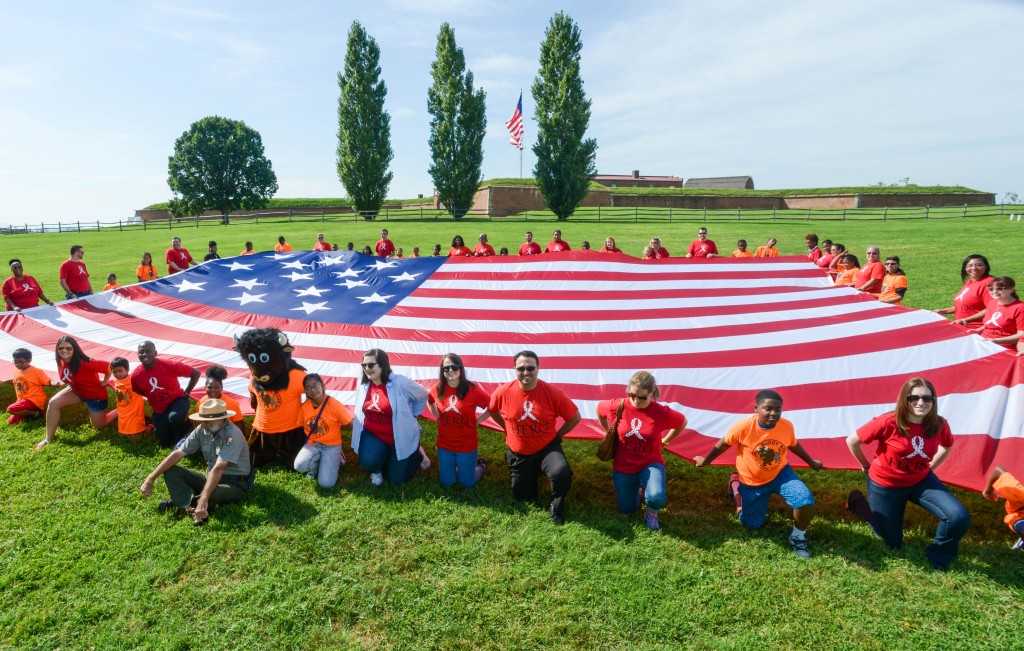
[6,348,56,425]
[109,357,151,440]
[983,466,1024,551]
[694,389,823,558]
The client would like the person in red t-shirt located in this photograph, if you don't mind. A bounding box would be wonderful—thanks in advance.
[488,350,580,524]
[600,237,622,254]
[448,235,472,257]
[963,276,1024,351]
[545,229,571,253]
[519,231,542,256]
[4,259,54,311]
[375,229,395,257]
[37,335,114,450]
[313,233,332,252]
[131,340,201,448]
[428,353,492,488]
[596,371,687,531]
[685,227,718,258]
[647,237,670,259]
[59,244,93,298]
[165,236,196,275]
[473,233,496,257]
[935,254,995,324]
[846,377,969,570]
[982,466,1024,549]
[855,246,885,294]
[805,233,822,263]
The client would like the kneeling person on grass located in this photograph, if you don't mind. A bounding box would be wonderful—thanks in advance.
[694,389,823,558]
[139,399,251,526]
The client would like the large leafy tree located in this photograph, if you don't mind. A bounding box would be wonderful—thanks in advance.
[337,21,393,219]
[531,12,597,221]
[427,22,486,219]
[167,116,278,223]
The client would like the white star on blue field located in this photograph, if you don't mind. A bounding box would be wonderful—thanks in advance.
[146,251,446,325]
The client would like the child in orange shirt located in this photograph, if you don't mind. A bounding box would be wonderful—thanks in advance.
[102,273,122,291]
[204,364,247,434]
[834,253,860,287]
[754,238,780,257]
[136,252,158,283]
[983,466,1024,550]
[731,240,754,258]
[6,348,56,425]
[694,389,823,558]
[109,357,151,439]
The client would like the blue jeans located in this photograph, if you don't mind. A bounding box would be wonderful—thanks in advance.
[358,431,423,485]
[736,464,815,529]
[438,447,480,488]
[294,442,343,488]
[865,472,970,568]
[612,463,667,513]
[154,395,191,448]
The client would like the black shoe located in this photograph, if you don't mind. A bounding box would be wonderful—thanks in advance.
[549,501,565,526]
[158,499,177,513]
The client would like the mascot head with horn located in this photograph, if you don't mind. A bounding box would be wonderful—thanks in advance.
[233,328,305,392]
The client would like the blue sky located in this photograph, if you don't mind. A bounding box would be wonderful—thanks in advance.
[1,0,1020,225]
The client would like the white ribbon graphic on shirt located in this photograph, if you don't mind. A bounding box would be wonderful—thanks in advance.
[984,311,1003,327]
[903,435,929,460]
[62,368,71,382]
[443,395,460,414]
[954,287,970,303]
[367,392,382,412]
[519,400,539,421]
[624,418,644,440]
[148,376,165,392]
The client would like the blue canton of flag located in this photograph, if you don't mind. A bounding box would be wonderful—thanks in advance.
[146,251,447,326]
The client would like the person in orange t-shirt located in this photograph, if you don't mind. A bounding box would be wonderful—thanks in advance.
[754,238,779,257]
[983,466,1024,550]
[834,254,860,287]
[109,357,150,439]
[203,365,246,433]
[878,256,909,305]
[731,239,754,258]
[102,273,121,291]
[694,389,823,558]
[294,373,353,488]
[274,236,293,252]
[6,348,55,425]
[240,242,256,256]
[136,252,159,283]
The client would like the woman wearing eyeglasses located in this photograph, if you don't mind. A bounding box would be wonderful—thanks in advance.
[596,371,688,531]
[962,277,1024,352]
[351,349,430,486]
[877,256,908,305]
[845,377,969,570]
[427,353,491,488]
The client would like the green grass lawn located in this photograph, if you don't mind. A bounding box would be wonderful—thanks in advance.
[2,214,1024,648]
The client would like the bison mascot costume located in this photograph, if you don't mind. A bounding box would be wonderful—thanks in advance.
[234,327,307,466]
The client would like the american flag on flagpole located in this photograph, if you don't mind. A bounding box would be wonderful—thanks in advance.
[2,251,1021,491]
[505,92,524,148]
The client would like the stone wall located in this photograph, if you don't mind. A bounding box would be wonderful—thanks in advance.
[855,193,994,208]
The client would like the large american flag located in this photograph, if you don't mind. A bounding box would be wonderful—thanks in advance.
[2,250,1021,491]
[505,92,524,148]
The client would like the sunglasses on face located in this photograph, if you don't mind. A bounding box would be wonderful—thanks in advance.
[907,395,934,404]
[627,392,651,401]
[361,362,378,369]
[442,365,461,372]
[516,365,537,373]
[989,287,1008,293]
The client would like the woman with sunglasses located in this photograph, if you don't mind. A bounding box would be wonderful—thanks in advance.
[845,377,969,570]
[37,335,114,450]
[596,371,687,531]
[427,353,491,488]
[934,254,993,324]
[963,277,1024,352]
[351,349,430,486]
[877,256,908,305]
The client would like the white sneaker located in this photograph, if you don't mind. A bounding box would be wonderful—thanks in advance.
[418,446,431,470]
[370,472,384,486]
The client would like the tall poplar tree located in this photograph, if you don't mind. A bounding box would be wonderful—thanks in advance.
[531,12,597,221]
[427,22,487,219]
[337,21,393,218]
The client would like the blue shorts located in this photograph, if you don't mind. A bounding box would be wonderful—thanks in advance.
[737,464,815,529]
[82,397,109,413]
[1014,519,1024,536]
